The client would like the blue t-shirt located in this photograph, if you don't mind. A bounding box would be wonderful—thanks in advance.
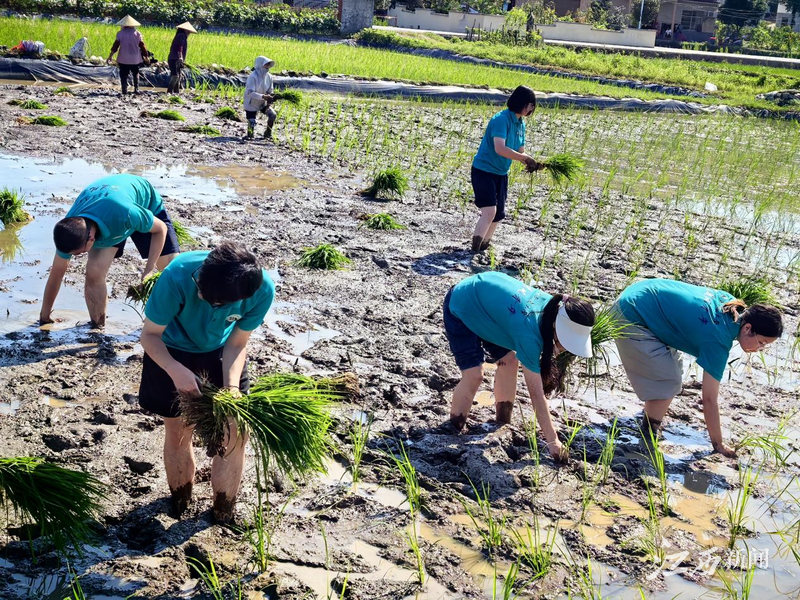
[145,251,275,353]
[449,272,550,372]
[472,109,526,176]
[617,279,741,381]
[57,174,164,259]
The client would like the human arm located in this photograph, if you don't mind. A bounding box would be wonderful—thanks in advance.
[142,217,167,281]
[522,366,568,462]
[701,371,736,457]
[140,318,201,397]
[39,254,71,324]
[107,38,120,63]
[221,326,253,393]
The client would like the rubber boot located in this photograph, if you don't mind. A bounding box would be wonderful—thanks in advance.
[471,235,483,253]
[246,118,256,140]
[132,72,140,95]
[167,76,178,94]
[264,117,275,140]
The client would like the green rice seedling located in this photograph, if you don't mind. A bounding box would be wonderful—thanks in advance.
[54,86,74,95]
[563,410,583,456]
[171,218,198,246]
[188,556,244,600]
[498,559,529,600]
[241,468,293,572]
[153,110,185,121]
[167,95,185,104]
[641,424,670,515]
[570,553,604,600]
[718,276,780,307]
[177,124,221,137]
[0,188,31,225]
[361,166,409,200]
[386,440,423,513]
[403,522,426,585]
[736,428,793,468]
[8,99,47,109]
[297,244,351,270]
[272,90,304,105]
[538,153,585,185]
[65,565,86,600]
[512,514,558,580]
[726,463,760,549]
[522,413,541,489]
[360,213,406,230]
[348,413,372,485]
[719,563,756,600]
[31,115,67,126]
[0,457,107,554]
[460,479,506,556]
[598,418,619,485]
[180,373,352,479]
[214,106,241,121]
[125,271,162,308]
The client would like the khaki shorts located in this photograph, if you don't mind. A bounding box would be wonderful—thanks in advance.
[613,307,683,401]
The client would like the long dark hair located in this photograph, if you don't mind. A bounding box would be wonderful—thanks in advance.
[539,295,595,394]
[507,85,536,114]
[723,299,783,338]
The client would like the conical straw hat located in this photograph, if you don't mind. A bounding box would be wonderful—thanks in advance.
[118,15,141,27]
[176,21,197,33]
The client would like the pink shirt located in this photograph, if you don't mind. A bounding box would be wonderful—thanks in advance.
[116,28,143,65]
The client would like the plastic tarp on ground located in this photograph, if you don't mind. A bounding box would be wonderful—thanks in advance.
[1,57,796,120]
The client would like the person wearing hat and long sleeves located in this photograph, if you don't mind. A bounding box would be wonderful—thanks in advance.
[107,15,149,95]
[167,22,197,94]
[443,272,595,462]
[243,56,277,140]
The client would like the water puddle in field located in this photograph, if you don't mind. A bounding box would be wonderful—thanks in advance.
[9,571,140,600]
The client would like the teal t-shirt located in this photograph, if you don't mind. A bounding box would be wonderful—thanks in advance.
[617,279,741,381]
[57,174,164,259]
[472,109,526,176]
[145,251,275,353]
[449,272,550,372]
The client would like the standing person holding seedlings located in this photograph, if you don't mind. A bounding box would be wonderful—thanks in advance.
[613,278,783,457]
[470,85,542,253]
[107,15,149,95]
[167,22,196,94]
[138,241,275,523]
[443,271,595,461]
[40,174,180,328]
[243,56,277,140]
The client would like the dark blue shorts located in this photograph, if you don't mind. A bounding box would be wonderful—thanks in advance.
[114,208,181,259]
[443,288,511,372]
[471,166,508,223]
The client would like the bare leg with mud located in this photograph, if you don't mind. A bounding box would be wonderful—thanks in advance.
[211,417,249,523]
[163,417,196,516]
[642,398,672,439]
[450,365,483,431]
[472,206,496,252]
[493,351,519,425]
[84,247,117,327]
[481,221,500,250]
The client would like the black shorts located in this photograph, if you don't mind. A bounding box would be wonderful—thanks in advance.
[443,288,511,372]
[471,166,508,223]
[245,107,277,120]
[114,208,181,259]
[139,346,250,418]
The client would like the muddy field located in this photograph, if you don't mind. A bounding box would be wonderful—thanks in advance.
[1,83,799,600]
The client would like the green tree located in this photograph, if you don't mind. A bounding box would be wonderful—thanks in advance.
[718,0,768,29]
[630,0,660,28]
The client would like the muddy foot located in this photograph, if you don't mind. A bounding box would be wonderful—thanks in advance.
[495,401,513,425]
[449,414,467,433]
[471,235,483,253]
[169,482,193,518]
[212,492,236,525]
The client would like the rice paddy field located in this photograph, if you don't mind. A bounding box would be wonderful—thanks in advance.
[1,18,800,600]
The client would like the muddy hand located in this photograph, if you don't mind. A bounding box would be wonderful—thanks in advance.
[525,158,544,173]
[548,440,569,463]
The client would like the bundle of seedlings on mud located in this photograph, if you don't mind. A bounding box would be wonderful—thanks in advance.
[0,188,32,226]
[0,457,107,554]
[532,153,585,185]
[178,124,221,137]
[171,218,198,246]
[140,109,186,122]
[8,99,47,109]
[272,90,304,105]
[297,243,351,270]
[125,271,162,309]
[30,115,68,126]
[54,86,74,95]
[214,106,241,121]
[167,95,186,105]
[360,212,406,230]
[180,372,358,479]
[361,166,408,200]
[718,276,780,308]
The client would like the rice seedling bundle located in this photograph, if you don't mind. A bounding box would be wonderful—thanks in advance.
[0,188,32,226]
[297,243,351,270]
[125,271,162,307]
[8,99,47,109]
[171,218,198,246]
[54,86,74,95]
[0,457,107,552]
[167,95,186,104]
[178,124,221,137]
[537,153,584,184]
[272,90,304,105]
[180,373,358,477]
[153,110,186,121]
[31,115,68,126]
[718,276,779,307]
[361,213,406,230]
[214,106,241,121]
[361,166,408,200]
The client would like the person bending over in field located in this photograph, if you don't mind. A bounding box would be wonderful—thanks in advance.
[613,278,783,458]
[443,271,595,462]
[243,56,277,140]
[40,174,179,328]
[469,85,543,254]
[139,241,275,523]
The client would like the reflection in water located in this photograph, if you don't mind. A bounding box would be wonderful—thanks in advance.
[0,221,28,263]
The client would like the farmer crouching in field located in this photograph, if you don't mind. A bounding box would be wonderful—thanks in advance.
[139,241,275,523]
[243,56,277,140]
[107,15,149,95]
[613,278,783,458]
[470,85,543,253]
[443,272,595,462]
[40,174,179,328]
[167,22,196,94]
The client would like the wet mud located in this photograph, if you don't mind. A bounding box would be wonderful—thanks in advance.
[1,84,799,599]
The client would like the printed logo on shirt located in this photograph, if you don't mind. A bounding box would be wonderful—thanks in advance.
[226,314,242,323]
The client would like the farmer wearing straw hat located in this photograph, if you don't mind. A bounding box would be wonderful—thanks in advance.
[243,56,277,140]
[107,15,149,95]
[443,272,595,462]
[613,278,783,458]
[167,22,197,94]
[40,174,181,328]
[138,241,275,523]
